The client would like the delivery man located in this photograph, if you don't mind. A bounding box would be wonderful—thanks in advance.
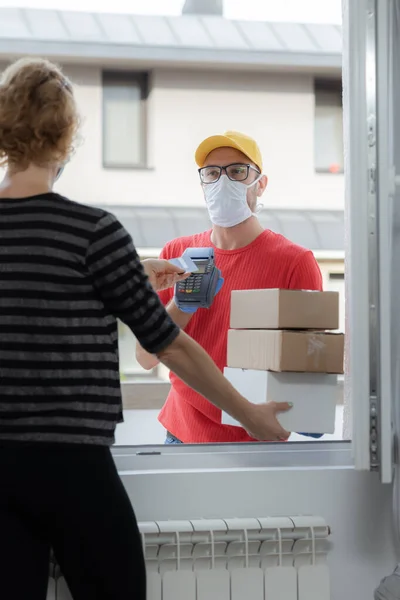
[136,130,323,444]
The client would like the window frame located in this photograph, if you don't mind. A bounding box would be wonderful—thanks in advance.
[314,77,344,175]
[112,0,393,488]
[112,440,353,470]
[102,70,149,170]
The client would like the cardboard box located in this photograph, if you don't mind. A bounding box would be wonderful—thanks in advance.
[222,368,338,434]
[230,289,339,330]
[227,329,344,374]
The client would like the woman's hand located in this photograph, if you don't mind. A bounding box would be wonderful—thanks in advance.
[242,402,292,442]
[141,259,189,291]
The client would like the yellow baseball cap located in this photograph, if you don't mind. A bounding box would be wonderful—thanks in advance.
[195,130,263,172]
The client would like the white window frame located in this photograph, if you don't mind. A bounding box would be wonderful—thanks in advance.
[344,0,392,483]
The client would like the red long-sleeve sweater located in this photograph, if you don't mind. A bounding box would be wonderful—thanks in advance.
[158,229,323,443]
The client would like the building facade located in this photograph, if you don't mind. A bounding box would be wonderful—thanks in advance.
[0,7,345,380]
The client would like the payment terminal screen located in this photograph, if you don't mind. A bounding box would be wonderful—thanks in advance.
[193,260,207,273]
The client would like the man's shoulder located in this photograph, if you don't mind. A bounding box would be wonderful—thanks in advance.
[160,230,212,258]
[260,230,312,260]
[259,230,321,289]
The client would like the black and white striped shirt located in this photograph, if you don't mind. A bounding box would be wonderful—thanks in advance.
[0,193,179,446]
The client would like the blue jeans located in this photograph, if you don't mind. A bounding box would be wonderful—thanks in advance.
[165,432,183,444]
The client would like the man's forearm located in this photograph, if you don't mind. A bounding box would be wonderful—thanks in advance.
[135,299,193,369]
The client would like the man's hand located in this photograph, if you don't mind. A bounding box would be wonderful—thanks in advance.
[241,402,292,442]
[141,259,189,292]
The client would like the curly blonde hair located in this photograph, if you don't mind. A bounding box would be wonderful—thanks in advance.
[0,57,80,171]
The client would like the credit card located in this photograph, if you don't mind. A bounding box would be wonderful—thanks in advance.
[169,256,198,273]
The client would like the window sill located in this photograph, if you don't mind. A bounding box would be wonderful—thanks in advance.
[112,440,353,473]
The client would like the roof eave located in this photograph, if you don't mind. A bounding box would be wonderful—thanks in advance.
[0,38,342,72]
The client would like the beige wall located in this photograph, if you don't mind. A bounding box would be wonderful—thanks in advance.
[18,63,343,211]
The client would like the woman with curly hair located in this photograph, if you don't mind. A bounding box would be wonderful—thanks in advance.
[0,58,290,599]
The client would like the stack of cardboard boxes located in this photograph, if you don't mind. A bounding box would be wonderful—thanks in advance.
[221,289,345,435]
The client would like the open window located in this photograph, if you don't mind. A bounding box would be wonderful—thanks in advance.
[115,0,396,486]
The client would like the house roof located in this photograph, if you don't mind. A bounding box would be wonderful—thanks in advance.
[96,205,344,252]
[0,8,342,71]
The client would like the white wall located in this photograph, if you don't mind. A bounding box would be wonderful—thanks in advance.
[50,448,396,600]
[119,460,396,600]
[150,69,344,210]
[50,65,344,211]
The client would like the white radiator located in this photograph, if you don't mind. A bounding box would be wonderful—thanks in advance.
[141,516,331,600]
[47,515,332,599]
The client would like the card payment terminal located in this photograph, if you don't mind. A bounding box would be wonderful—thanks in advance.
[174,247,220,309]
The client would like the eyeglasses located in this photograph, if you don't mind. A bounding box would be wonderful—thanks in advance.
[198,163,261,184]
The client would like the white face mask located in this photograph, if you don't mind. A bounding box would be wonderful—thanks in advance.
[203,174,262,228]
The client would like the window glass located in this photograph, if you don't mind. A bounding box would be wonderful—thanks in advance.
[103,73,147,168]
[315,80,344,173]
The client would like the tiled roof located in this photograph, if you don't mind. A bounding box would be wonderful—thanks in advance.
[0,8,342,70]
